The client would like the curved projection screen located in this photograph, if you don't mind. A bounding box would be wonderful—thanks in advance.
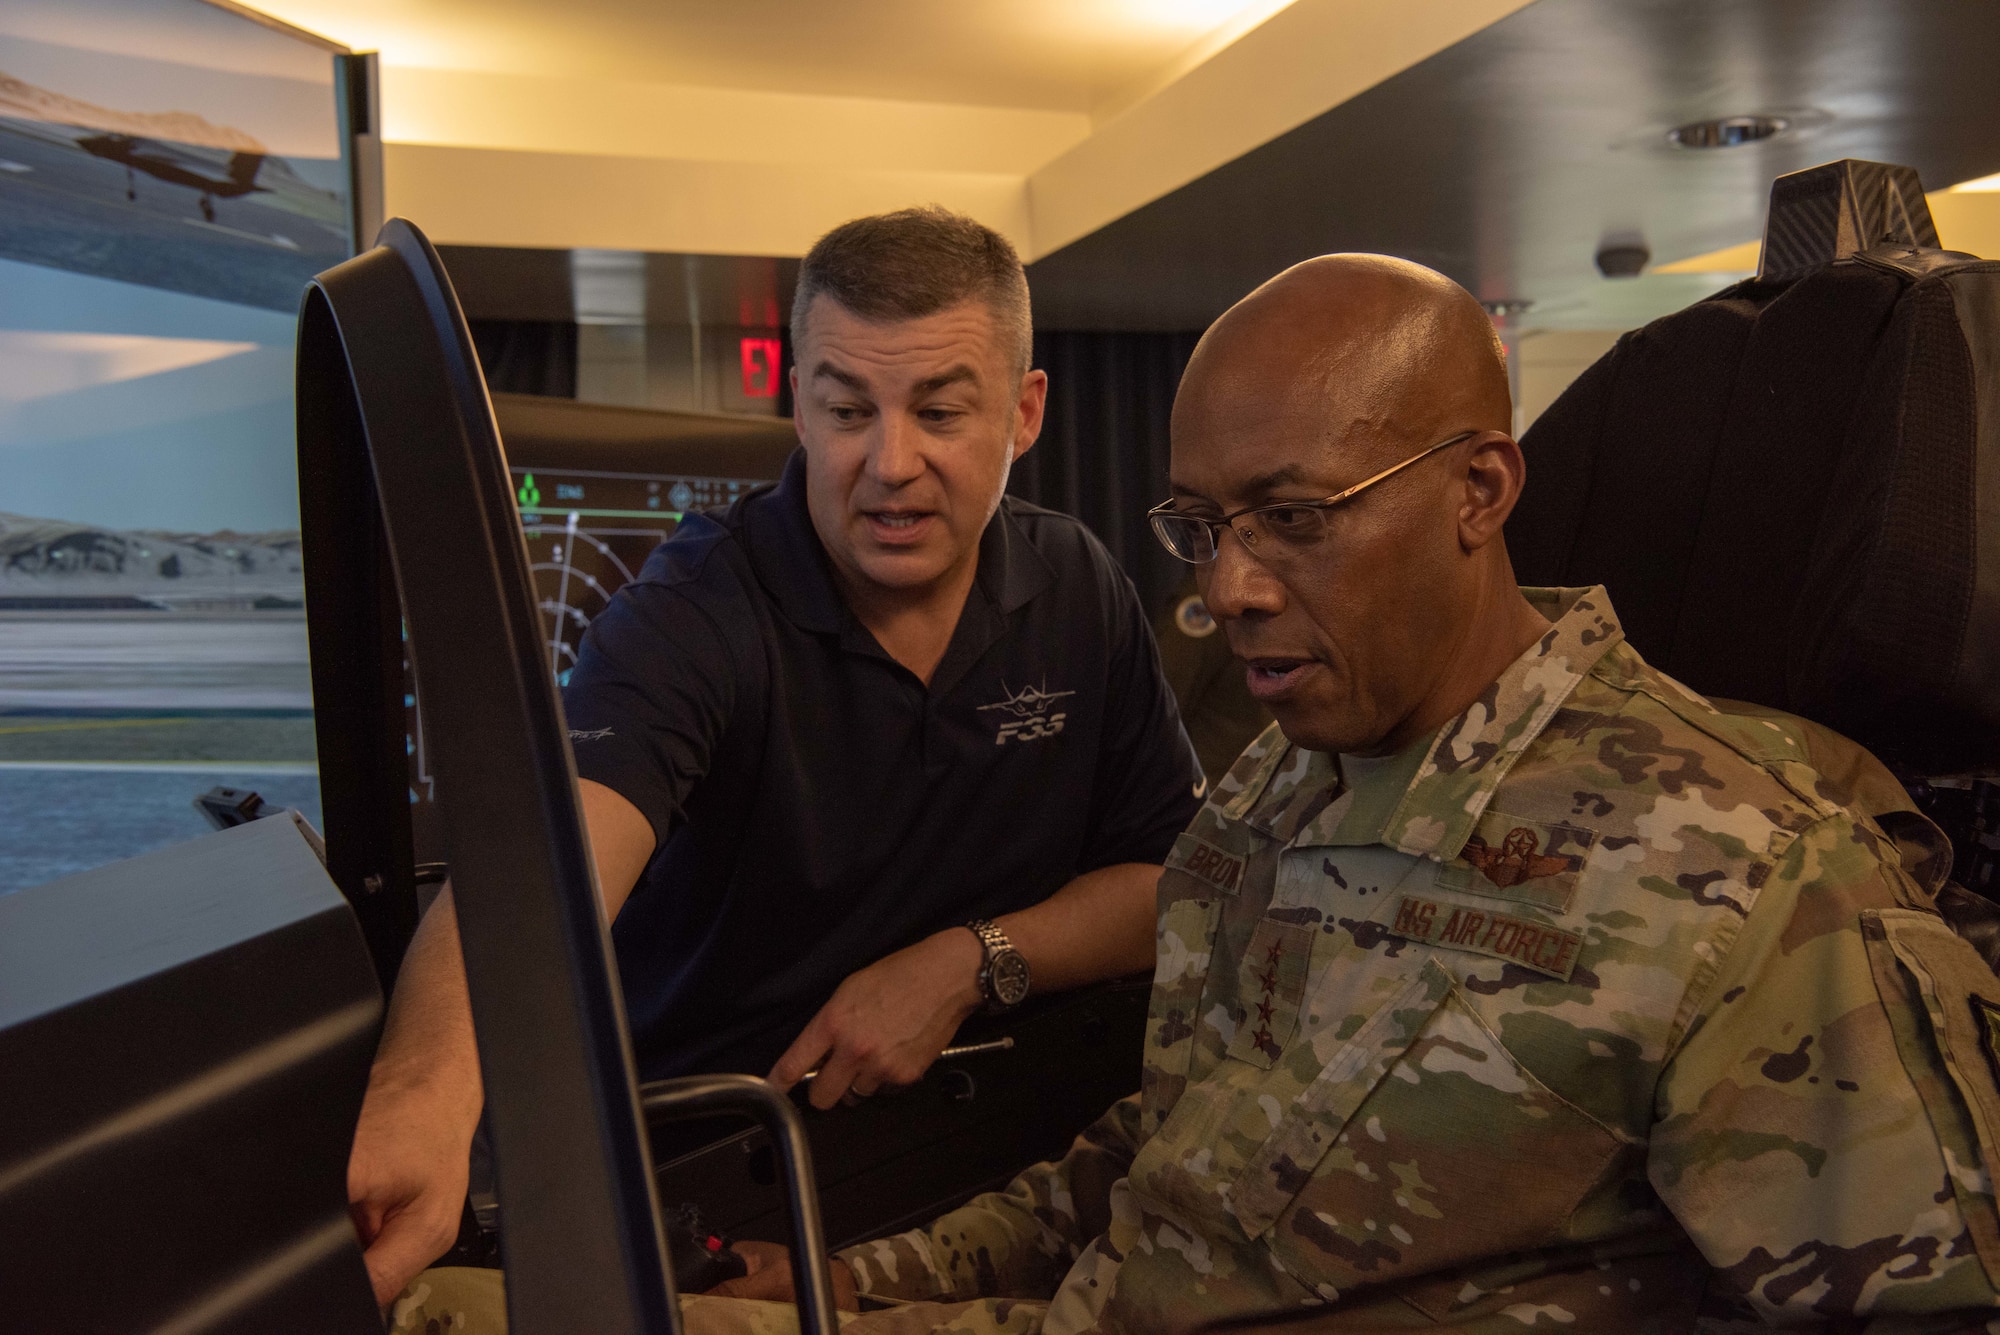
[0,0,359,892]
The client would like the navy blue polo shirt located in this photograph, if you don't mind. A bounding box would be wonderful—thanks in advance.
[562,450,1204,1081]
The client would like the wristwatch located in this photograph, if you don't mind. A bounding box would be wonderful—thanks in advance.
[966,918,1031,1013]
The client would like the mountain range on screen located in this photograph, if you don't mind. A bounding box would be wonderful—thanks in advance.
[0,512,302,608]
[0,70,266,154]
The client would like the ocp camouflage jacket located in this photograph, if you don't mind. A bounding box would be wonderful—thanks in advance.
[839,587,2000,1334]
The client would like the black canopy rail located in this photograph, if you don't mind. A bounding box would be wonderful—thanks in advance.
[297,217,838,1333]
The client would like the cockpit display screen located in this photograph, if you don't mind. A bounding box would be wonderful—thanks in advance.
[509,465,764,684]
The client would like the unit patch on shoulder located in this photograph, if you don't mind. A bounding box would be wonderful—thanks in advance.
[1389,893,1583,982]
[1167,833,1246,896]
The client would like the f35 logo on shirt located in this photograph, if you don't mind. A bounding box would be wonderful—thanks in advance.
[977,680,1077,745]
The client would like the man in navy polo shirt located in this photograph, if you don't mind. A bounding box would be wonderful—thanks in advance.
[347,206,1205,1306]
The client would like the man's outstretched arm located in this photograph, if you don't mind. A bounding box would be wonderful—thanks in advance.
[768,859,1161,1109]
[345,779,656,1308]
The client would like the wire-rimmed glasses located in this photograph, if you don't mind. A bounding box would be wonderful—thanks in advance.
[1147,431,1478,565]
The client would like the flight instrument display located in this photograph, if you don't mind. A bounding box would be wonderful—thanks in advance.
[510,465,765,684]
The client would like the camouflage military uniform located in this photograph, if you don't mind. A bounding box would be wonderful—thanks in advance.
[398,586,2000,1334]
[824,586,2000,1334]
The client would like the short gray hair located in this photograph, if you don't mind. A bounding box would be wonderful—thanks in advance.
[791,206,1032,375]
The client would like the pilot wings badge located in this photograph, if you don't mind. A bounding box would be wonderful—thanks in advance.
[1438,815,1594,911]
[977,680,1076,746]
[1462,825,1575,889]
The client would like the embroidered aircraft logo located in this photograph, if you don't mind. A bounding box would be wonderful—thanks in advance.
[976,680,1076,745]
[1462,826,1572,888]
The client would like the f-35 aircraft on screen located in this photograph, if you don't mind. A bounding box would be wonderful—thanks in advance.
[76,133,265,223]
[0,109,350,307]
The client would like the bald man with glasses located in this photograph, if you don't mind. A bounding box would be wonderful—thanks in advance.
[655,252,2000,1335]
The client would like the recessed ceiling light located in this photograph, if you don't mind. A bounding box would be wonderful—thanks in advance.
[1667,115,1791,150]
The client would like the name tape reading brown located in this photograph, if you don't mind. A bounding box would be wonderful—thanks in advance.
[1173,836,1245,895]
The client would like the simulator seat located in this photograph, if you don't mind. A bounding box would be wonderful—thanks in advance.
[1511,159,2000,910]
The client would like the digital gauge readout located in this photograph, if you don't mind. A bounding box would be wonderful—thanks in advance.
[511,466,761,683]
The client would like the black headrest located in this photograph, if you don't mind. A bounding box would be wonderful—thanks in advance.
[1511,161,2000,776]
[1758,159,1938,282]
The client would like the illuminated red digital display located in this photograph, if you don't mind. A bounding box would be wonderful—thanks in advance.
[739,336,782,398]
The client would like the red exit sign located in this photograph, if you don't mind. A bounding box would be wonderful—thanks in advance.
[739,336,782,398]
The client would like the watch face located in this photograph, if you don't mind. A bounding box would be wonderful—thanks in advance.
[991,949,1031,1006]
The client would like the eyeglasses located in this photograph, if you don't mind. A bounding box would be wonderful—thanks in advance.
[1147,430,1479,565]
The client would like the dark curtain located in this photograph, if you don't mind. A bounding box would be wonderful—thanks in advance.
[469,319,579,398]
[1012,330,1202,615]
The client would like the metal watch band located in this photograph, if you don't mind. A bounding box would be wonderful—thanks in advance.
[967,917,1012,957]
[966,917,1024,1012]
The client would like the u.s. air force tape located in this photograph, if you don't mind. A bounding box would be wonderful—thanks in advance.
[1388,893,1583,982]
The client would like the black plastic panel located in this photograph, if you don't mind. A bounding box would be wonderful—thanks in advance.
[298,220,677,1333]
[0,816,381,1333]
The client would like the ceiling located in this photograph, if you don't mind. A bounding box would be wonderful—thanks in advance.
[273,0,2000,336]
[1025,0,2000,330]
[241,0,1533,259]
[245,0,1293,114]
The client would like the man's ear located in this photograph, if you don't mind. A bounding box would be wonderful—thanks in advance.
[1456,431,1525,553]
[1013,369,1049,462]
[789,366,805,445]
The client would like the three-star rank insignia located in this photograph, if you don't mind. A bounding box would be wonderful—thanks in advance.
[1226,917,1315,1069]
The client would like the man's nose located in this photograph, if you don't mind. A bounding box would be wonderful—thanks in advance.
[1198,526,1285,620]
[868,413,927,487]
